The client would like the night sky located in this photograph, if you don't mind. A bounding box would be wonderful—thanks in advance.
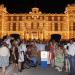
[0,0,75,13]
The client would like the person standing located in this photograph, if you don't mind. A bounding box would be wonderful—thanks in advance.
[11,40,18,75]
[18,40,27,72]
[67,38,75,75]
[0,42,10,75]
[49,40,56,67]
[55,45,64,72]
[64,44,70,73]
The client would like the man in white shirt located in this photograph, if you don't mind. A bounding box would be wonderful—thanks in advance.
[67,38,75,75]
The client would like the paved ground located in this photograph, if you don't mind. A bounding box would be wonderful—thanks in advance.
[0,65,68,75]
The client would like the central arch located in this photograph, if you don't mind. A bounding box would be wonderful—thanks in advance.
[10,34,20,40]
[51,34,61,41]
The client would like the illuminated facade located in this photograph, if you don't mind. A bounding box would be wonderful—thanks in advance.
[0,4,75,40]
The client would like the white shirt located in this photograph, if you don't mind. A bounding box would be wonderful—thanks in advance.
[38,44,45,51]
[18,44,26,62]
[4,38,11,49]
[36,43,40,51]
[19,43,27,52]
[67,42,75,56]
[0,46,10,56]
[64,45,69,54]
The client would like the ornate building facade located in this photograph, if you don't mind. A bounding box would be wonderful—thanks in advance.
[0,4,75,40]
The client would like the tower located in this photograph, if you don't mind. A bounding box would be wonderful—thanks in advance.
[0,4,7,38]
[65,4,75,39]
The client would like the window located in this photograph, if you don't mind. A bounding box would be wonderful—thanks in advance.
[37,23,39,29]
[31,22,33,29]
[73,22,75,31]
[13,23,16,31]
[70,25,73,31]
[33,16,37,20]
[50,23,52,31]
[48,16,52,21]
[34,11,36,13]
[45,16,48,20]
[54,16,58,21]
[26,16,32,20]
[72,10,75,13]
[0,22,2,30]
[13,16,17,21]
[8,23,10,31]
[18,23,20,31]
[0,15,2,19]
[60,23,63,31]
[22,17,26,20]
[60,16,63,21]
[54,23,58,31]
[8,17,11,21]
[43,23,45,27]
[19,16,22,21]
[25,23,28,29]
[39,16,44,20]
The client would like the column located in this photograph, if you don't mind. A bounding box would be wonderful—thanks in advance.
[52,23,54,31]
[17,16,19,21]
[16,22,18,31]
[11,16,13,21]
[10,23,13,31]
[58,23,60,31]
[26,32,29,40]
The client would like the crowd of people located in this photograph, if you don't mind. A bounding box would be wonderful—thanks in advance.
[0,36,75,75]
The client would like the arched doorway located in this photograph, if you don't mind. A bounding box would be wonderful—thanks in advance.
[51,34,61,42]
[10,34,20,40]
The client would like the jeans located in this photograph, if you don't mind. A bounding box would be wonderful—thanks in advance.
[69,55,75,75]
